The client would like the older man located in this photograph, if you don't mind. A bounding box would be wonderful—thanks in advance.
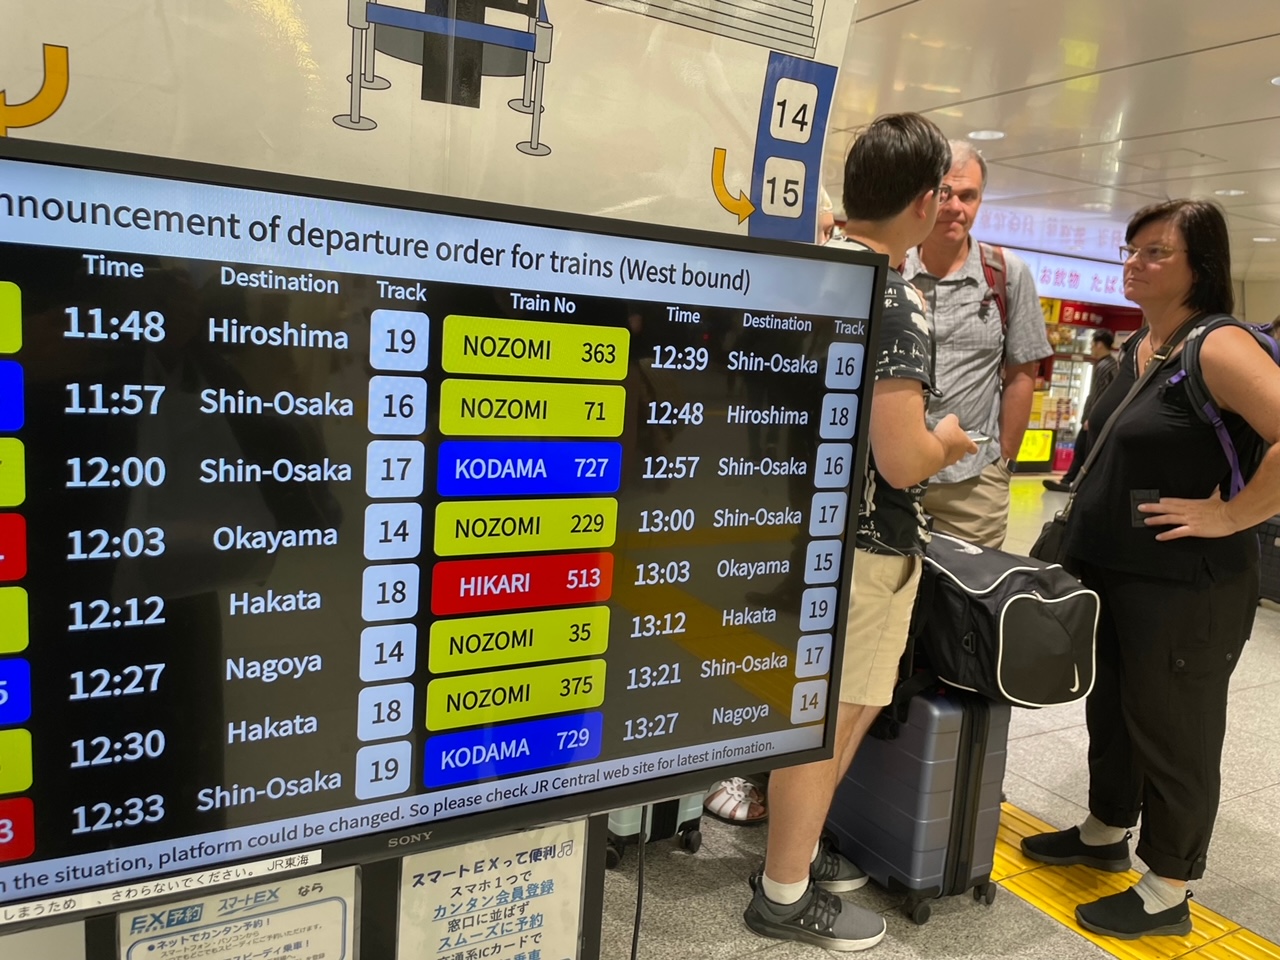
[903,142,1052,548]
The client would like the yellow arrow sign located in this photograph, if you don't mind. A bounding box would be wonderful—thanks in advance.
[711,147,756,224]
[1,44,71,138]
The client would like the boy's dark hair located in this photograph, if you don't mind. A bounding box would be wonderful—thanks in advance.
[1092,329,1115,348]
[843,113,952,223]
[1126,199,1234,316]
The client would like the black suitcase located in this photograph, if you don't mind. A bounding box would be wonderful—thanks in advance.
[825,681,1010,925]
[1259,516,1280,603]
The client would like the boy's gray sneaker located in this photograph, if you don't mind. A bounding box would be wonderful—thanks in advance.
[748,836,869,895]
[811,835,869,892]
[744,884,886,952]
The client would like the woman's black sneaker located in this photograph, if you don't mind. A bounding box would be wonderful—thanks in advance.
[1076,888,1192,939]
[1021,826,1132,872]
[744,883,886,952]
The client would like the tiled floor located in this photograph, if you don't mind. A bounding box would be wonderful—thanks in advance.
[600,478,1280,959]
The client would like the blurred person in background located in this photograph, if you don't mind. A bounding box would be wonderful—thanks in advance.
[1044,329,1119,492]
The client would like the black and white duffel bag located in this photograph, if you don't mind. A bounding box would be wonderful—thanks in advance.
[910,534,1099,708]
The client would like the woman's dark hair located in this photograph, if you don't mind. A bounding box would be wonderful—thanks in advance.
[1126,199,1233,316]
[843,113,951,223]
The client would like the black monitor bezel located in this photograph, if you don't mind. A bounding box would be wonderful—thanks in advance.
[0,136,886,921]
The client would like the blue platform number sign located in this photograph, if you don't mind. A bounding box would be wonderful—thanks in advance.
[749,53,838,243]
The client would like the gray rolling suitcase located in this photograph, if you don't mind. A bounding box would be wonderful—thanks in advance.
[825,682,1010,925]
[605,794,704,868]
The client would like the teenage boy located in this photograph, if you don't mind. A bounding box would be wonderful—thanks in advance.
[744,114,977,952]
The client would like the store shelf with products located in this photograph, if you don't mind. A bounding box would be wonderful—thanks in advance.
[1018,297,1142,473]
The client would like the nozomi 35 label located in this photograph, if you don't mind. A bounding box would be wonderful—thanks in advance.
[428,606,610,674]
[0,145,880,908]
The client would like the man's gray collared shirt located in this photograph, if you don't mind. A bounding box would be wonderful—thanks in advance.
[903,242,1052,484]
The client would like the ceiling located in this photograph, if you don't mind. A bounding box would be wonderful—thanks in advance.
[824,0,1280,281]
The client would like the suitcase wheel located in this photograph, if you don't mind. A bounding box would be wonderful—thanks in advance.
[680,828,702,854]
[605,840,624,870]
[908,900,932,925]
[974,882,998,906]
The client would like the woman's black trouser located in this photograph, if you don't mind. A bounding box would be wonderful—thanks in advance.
[1078,561,1258,881]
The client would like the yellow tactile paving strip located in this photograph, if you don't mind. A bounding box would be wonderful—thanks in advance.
[996,804,1280,960]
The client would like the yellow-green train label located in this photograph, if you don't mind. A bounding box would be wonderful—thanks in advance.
[428,606,610,673]
[435,497,618,555]
[426,659,606,730]
[439,379,625,437]
[442,315,629,380]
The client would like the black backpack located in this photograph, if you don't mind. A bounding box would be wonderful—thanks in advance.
[1168,315,1280,499]
[909,534,1099,708]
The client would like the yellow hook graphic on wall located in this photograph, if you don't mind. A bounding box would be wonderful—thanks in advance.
[0,44,70,137]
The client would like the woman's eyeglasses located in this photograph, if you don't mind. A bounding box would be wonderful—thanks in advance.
[936,184,954,202]
[1119,244,1184,264]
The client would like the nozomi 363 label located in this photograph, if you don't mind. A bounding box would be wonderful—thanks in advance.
[442,315,629,380]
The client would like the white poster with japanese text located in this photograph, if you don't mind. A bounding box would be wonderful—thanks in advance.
[117,867,357,960]
[398,820,586,960]
[0,920,85,960]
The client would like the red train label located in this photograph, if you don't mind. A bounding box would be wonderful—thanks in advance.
[431,552,614,616]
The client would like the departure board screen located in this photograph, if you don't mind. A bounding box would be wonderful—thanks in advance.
[0,144,881,905]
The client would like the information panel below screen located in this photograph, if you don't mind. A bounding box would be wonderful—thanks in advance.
[0,144,881,908]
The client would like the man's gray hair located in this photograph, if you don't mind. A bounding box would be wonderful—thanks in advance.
[949,140,988,191]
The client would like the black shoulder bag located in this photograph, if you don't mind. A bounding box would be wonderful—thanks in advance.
[1030,319,1198,563]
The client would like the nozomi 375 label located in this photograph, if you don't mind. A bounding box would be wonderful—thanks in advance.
[0,144,880,910]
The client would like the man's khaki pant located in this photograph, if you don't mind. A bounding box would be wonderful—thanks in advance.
[922,460,1011,549]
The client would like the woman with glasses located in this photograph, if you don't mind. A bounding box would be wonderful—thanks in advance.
[1020,199,1280,939]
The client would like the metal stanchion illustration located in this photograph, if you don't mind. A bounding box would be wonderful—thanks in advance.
[333,1,552,155]
[334,0,378,129]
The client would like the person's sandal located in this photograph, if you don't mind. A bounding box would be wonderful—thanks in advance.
[704,777,768,825]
